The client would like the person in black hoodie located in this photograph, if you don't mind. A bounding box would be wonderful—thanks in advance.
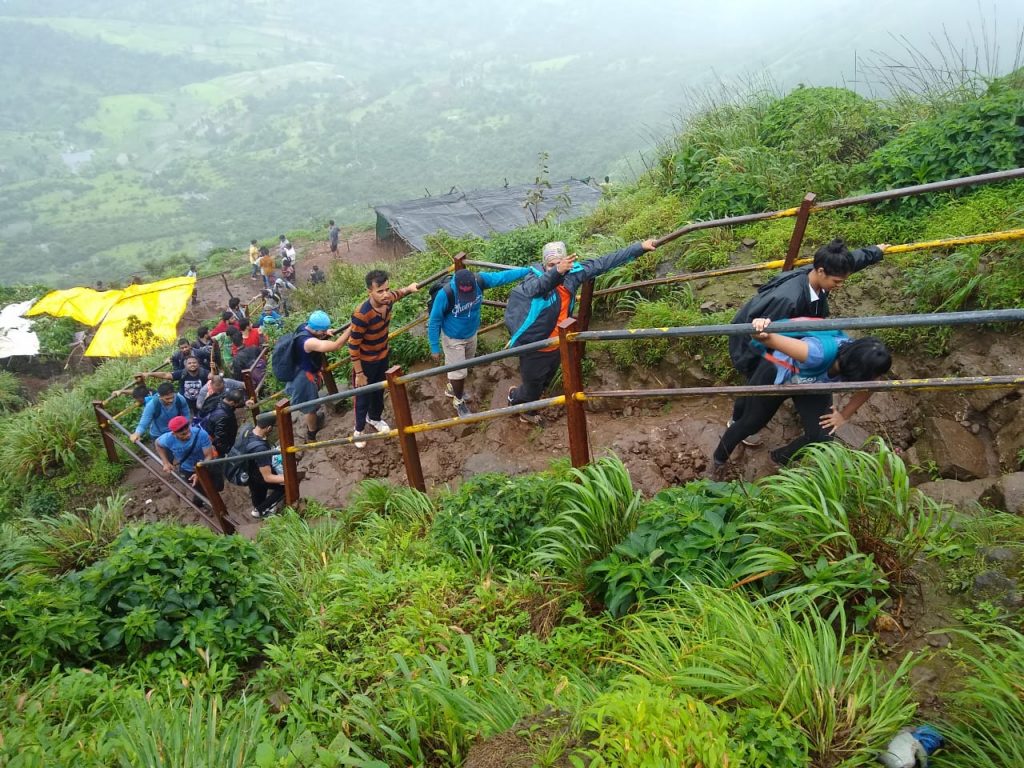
[725,238,887,447]
[202,388,244,492]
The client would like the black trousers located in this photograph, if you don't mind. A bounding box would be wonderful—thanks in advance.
[248,473,285,514]
[715,389,833,464]
[354,356,389,430]
[509,350,561,405]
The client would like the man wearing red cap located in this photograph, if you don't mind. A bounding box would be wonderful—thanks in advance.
[155,415,216,499]
[428,266,530,417]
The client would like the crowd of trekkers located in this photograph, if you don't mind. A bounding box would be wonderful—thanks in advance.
[133,228,891,518]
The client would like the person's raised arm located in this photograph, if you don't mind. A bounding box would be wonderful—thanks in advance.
[427,287,447,360]
[750,318,811,362]
[303,327,351,353]
[136,370,173,381]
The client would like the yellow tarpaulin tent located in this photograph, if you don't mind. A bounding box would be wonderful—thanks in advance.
[25,287,123,326]
[26,277,196,357]
[85,277,196,357]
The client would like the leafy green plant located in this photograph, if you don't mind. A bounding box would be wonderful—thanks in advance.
[0,370,26,414]
[432,472,555,568]
[528,456,643,586]
[615,587,916,767]
[0,390,98,482]
[587,482,759,617]
[73,524,276,668]
[938,625,1024,768]
[729,706,811,768]
[571,676,737,767]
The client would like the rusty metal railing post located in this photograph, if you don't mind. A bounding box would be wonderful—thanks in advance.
[242,369,259,423]
[93,400,119,463]
[275,398,301,505]
[783,192,816,271]
[194,465,235,535]
[385,366,426,492]
[558,319,590,468]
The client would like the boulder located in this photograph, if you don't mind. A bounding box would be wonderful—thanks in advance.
[915,477,1000,514]
[996,472,1024,515]
[913,417,988,480]
[972,570,1017,601]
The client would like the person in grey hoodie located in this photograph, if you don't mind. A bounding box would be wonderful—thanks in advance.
[504,238,657,422]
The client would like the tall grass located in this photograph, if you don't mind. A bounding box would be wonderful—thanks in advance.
[937,626,1024,768]
[528,456,643,586]
[614,587,916,767]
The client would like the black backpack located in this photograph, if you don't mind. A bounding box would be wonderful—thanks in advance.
[271,325,310,382]
[427,275,483,316]
[223,427,265,486]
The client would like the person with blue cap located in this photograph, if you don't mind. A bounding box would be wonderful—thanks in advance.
[286,309,350,442]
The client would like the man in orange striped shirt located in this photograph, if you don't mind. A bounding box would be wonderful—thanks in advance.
[348,269,419,447]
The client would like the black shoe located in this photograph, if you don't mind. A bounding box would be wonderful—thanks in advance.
[507,386,517,406]
[768,449,786,468]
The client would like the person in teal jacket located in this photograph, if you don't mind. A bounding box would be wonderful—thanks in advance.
[131,382,190,442]
[710,317,892,477]
[428,266,530,417]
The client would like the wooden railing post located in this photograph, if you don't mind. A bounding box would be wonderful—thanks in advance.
[558,318,590,468]
[783,192,817,271]
[576,279,595,356]
[242,369,259,423]
[322,367,339,396]
[385,366,426,492]
[194,465,235,535]
[453,251,467,271]
[275,398,301,505]
[92,400,119,463]
[210,339,222,375]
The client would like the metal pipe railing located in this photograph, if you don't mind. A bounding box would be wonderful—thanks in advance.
[570,309,1024,343]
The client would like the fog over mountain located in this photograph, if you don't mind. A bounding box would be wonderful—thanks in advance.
[0,0,1021,284]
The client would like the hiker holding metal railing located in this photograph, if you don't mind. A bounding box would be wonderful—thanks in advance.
[504,239,657,424]
[709,317,892,479]
[727,238,887,447]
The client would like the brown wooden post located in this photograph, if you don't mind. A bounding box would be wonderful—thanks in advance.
[558,318,590,468]
[242,369,259,423]
[453,251,466,271]
[275,398,301,505]
[210,339,222,375]
[385,366,426,492]
[194,465,235,535]
[783,192,817,271]
[322,367,338,396]
[576,279,596,356]
[92,401,119,463]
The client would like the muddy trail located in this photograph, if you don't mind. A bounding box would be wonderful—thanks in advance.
[121,241,1024,538]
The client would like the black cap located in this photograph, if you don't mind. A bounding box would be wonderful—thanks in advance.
[454,269,476,292]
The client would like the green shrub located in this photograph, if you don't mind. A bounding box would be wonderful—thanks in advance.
[432,473,556,569]
[0,390,98,482]
[0,371,26,414]
[615,587,915,767]
[939,626,1024,768]
[573,677,738,767]
[73,524,276,668]
[864,84,1024,197]
[485,223,580,267]
[587,482,759,617]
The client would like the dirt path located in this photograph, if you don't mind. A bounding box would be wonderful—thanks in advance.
[121,248,1024,533]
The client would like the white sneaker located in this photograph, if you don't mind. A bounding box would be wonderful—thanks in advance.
[353,430,367,449]
[366,418,390,433]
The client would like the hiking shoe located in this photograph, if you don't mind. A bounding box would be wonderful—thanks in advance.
[366,418,390,433]
[507,386,518,407]
[727,419,763,448]
[444,382,456,399]
[519,412,544,426]
[453,398,472,418]
[353,430,367,449]
[768,448,786,469]
[305,430,318,443]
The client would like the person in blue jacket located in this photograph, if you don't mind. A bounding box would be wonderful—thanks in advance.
[428,266,530,417]
[130,382,190,442]
[504,239,656,423]
[710,317,892,478]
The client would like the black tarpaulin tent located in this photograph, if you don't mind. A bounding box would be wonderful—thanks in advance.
[374,178,603,251]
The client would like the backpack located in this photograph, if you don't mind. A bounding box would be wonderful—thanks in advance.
[223,427,265,486]
[427,275,484,317]
[271,325,311,382]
